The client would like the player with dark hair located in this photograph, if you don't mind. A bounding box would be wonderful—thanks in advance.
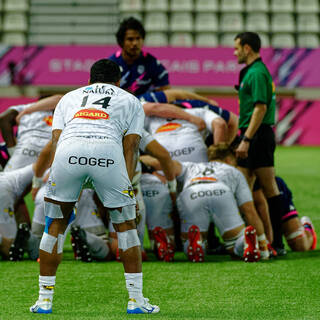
[234,31,286,254]
[30,59,159,314]
[109,17,170,96]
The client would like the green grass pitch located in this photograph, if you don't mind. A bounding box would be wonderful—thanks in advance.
[0,146,319,320]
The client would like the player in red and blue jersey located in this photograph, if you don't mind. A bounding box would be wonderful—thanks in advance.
[109,17,170,96]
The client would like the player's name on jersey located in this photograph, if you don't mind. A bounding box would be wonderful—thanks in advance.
[82,85,116,95]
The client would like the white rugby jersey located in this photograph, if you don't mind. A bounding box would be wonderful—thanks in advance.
[52,83,145,144]
[10,103,53,143]
[0,164,34,200]
[144,108,219,163]
[133,129,155,186]
[178,161,252,206]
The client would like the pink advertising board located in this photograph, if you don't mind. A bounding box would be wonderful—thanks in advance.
[0,96,319,146]
[0,46,319,87]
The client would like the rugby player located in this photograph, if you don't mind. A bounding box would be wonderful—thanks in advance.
[254,177,317,251]
[109,17,170,96]
[144,144,269,262]
[0,95,61,171]
[0,163,40,260]
[108,128,177,262]
[30,59,159,314]
[140,105,227,259]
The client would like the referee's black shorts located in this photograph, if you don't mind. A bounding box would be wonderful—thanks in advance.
[238,124,276,170]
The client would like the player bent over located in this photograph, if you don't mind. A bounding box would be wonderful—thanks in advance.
[172,144,270,262]
[30,59,159,314]
[254,177,317,251]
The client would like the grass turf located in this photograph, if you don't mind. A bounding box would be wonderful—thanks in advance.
[0,146,319,320]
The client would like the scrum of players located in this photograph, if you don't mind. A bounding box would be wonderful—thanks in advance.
[0,17,316,265]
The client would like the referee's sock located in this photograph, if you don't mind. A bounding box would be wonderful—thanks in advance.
[267,195,285,249]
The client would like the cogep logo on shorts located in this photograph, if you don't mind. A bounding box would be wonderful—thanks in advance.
[170,147,195,157]
[68,156,114,167]
[190,189,226,200]
[73,108,109,120]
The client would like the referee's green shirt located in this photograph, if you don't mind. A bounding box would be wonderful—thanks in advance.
[237,58,276,129]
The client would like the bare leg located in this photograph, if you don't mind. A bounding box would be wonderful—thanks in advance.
[112,219,142,273]
[0,236,13,258]
[40,199,75,276]
[283,218,313,251]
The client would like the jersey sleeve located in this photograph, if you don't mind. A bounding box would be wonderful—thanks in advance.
[190,108,220,133]
[9,103,33,113]
[125,98,145,137]
[152,58,170,88]
[234,169,253,206]
[250,72,269,106]
[51,98,66,130]
[139,129,155,152]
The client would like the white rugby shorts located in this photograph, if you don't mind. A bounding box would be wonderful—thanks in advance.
[140,173,173,230]
[4,140,47,172]
[177,181,244,236]
[45,137,136,208]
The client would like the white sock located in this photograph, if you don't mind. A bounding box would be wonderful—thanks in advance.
[39,275,56,303]
[124,273,143,302]
[233,235,245,257]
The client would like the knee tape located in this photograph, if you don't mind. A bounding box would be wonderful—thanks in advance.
[40,233,57,254]
[57,234,64,254]
[39,231,65,254]
[117,229,140,252]
[286,227,305,242]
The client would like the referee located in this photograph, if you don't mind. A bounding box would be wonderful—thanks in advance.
[233,32,285,254]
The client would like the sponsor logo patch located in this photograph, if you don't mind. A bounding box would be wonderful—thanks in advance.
[190,177,217,183]
[122,186,134,198]
[43,115,53,126]
[73,108,109,120]
[156,122,181,133]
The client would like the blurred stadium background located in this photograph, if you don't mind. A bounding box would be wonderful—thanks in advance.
[0,0,320,146]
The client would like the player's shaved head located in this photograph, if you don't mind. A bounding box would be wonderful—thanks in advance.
[90,59,121,84]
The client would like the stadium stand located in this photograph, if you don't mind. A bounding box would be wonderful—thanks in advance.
[0,0,319,47]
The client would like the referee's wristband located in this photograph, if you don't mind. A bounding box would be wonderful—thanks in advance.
[32,176,43,189]
[167,179,177,193]
[241,135,252,142]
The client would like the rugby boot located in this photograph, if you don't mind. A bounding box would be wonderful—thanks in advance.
[70,226,92,262]
[30,299,52,314]
[243,226,260,262]
[127,298,160,314]
[301,216,317,250]
[152,227,174,262]
[267,242,278,258]
[187,225,205,262]
[9,223,30,261]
